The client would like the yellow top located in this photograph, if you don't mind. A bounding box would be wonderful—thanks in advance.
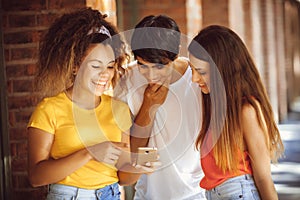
[28,92,132,189]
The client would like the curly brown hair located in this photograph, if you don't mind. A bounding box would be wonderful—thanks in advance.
[35,7,128,98]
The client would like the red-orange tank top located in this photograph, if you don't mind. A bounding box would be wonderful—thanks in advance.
[200,149,253,190]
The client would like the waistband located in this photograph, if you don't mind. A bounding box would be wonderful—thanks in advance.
[210,174,254,191]
[48,182,119,196]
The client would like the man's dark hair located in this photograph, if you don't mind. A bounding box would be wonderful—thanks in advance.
[131,15,181,64]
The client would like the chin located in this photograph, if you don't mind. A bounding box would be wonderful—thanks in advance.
[201,88,210,94]
[92,89,105,97]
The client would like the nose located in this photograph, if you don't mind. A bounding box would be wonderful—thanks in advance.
[148,68,157,80]
[148,68,155,79]
[99,70,110,80]
[192,70,202,83]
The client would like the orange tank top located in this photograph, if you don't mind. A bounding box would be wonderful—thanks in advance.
[200,149,252,190]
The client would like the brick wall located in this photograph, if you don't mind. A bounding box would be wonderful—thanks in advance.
[121,0,187,34]
[2,0,86,199]
[1,0,300,199]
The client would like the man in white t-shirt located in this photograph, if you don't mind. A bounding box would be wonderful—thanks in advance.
[116,15,206,200]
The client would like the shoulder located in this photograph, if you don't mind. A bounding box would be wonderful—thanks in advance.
[174,57,189,75]
[241,99,263,123]
[36,93,66,110]
[241,100,267,140]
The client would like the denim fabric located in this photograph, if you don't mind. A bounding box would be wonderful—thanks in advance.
[205,174,261,200]
[46,183,120,200]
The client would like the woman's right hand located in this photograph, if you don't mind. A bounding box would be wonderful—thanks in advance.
[87,141,128,165]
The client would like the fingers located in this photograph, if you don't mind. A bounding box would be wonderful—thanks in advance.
[133,161,162,174]
[148,81,169,93]
[111,142,129,149]
[88,141,127,165]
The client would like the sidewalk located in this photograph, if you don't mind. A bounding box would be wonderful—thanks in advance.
[273,97,300,200]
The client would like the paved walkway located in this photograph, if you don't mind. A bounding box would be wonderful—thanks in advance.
[272,97,300,200]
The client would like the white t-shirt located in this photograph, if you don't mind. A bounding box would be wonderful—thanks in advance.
[116,61,206,200]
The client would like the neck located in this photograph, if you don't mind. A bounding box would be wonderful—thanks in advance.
[170,57,188,84]
[65,87,101,109]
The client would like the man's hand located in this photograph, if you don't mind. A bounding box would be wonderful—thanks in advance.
[143,81,169,108]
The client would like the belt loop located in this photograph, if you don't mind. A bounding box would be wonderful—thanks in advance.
[96,188,102,199]
[245,174,251,180]
[111,184,115,196]
[74,187,79,200]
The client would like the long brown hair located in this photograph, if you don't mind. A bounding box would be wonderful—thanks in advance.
[35,8,128,98]
[188,25,284,172]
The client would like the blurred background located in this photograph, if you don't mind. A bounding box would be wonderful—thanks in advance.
[1,0,299,199]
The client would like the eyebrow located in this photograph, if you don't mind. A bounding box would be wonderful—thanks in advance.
[189,62,206,71]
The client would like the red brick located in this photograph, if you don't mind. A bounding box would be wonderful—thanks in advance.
[4,32,34,45]
[48,0,86,9]
[9,111,16,127]
[11,79,35,93]
[37,13,61,26]
[2,0,46,11]
[202,0,229,27]
[10,143,17,157]
[11,157,27,172]
[14,110,33,125]
[13,187,48,200]
[11,47,37,61]
[12,173,31,188]
[2,14,9,28]
[27,64,37,75]
[4,49,10,62]
[9,14,36,28]
[8,95,39,110]
[7,80,13,94]
[6,64,37,78]
[10,127,29,140]
[32,31,43,43]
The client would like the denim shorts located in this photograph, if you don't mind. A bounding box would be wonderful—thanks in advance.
[205,174,261,200]
[46,182,120,200]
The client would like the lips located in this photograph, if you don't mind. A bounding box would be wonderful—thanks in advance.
[92,80,108,89]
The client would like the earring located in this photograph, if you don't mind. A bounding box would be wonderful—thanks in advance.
[72,68,77,76]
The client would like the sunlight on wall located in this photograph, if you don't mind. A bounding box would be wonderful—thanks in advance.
[86,0,117,25]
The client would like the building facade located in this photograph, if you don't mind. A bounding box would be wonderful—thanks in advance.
[1,0,299,199]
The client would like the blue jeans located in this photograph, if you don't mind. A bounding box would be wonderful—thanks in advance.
[46,183,120,200]
[205,174,261,200]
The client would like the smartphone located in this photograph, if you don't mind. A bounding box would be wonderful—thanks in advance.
[136,147,158,165]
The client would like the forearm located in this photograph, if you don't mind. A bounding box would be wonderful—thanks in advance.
[254,175,278,200]
[28,148,91,187]
[118,170,141,186]
[130,102,158,152]
[130,124,153,152]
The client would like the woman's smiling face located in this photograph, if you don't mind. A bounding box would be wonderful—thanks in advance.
[189,54,210,94]
[77,43,115,97]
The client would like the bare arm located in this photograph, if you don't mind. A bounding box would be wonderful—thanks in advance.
[27,127,92,187]
[242,104,278,200]
[28,127,123,187]
[118,130,157,185]
[130,83,169,152]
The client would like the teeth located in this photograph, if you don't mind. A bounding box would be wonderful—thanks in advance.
[94,81,107,86]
